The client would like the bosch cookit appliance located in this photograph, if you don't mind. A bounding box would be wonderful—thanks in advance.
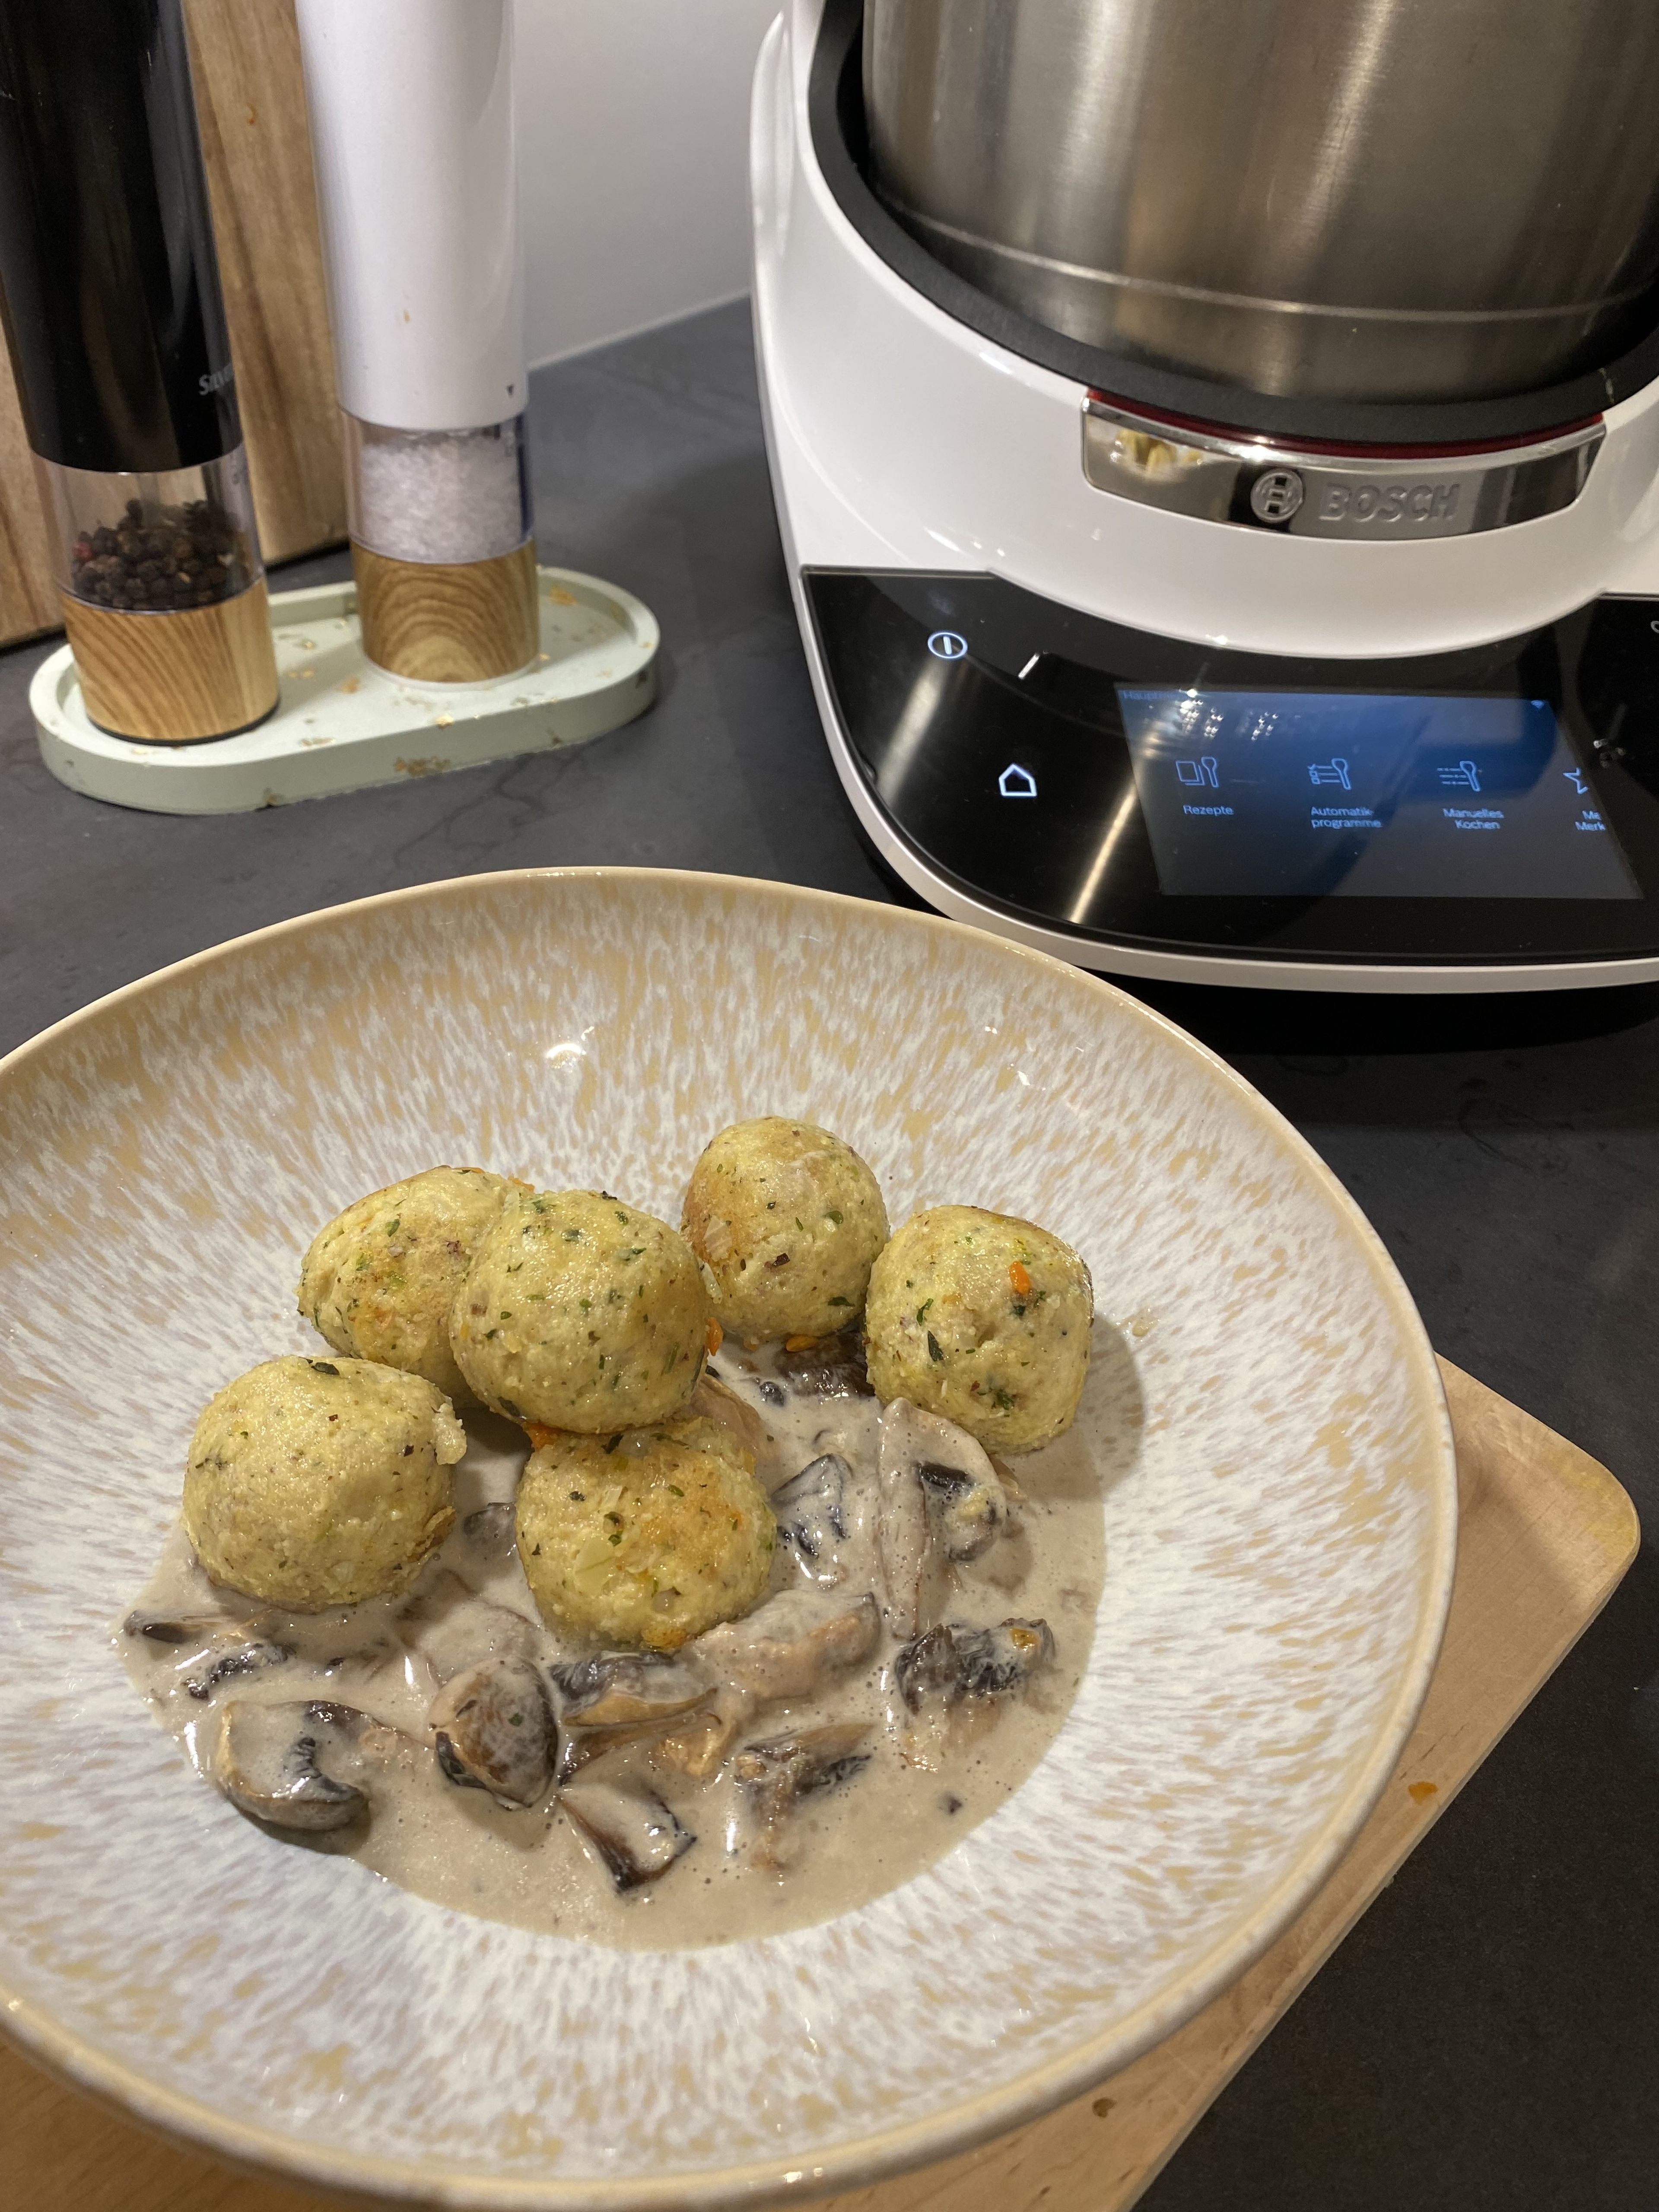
[751,0,1659,989]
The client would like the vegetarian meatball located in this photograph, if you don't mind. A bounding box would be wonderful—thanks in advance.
[451,1189,711,1431]
[681,1117,889,1344]
[298,1165,515,1402]
[517,1414,775,1650]
[864,1205,1093,1453]
[182,1355,465,1610]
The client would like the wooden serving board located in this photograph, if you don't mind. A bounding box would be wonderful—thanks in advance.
[1,1360,1638,2212]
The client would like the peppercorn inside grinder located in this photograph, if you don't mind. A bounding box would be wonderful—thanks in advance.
[297,0,538,684]
[0,0,279,743]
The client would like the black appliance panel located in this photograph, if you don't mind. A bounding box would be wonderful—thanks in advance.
[804,570,1659,966]
[1116,688,1634,901]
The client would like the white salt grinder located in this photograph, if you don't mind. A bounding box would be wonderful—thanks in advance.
[295,0,537,682]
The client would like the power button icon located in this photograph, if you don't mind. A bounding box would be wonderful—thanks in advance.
[928,630,967,661]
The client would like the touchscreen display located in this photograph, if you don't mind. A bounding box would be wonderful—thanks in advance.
[1117,689,1640,899]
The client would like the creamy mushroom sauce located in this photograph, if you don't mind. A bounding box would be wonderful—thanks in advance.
[119,1349,1106,1949]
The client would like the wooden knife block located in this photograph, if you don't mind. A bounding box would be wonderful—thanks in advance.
[0,0,346,649]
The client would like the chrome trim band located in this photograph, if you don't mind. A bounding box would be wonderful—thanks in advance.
[1082,399,1604,540]
[899,202,1651,329]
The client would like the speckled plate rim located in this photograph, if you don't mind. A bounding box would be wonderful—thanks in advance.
[0,867,1458,2211]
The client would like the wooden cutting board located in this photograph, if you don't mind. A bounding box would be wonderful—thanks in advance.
[1,1358,1638,2212]
[0,0,345,648]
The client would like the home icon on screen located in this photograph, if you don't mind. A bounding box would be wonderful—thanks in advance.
[998,763,1038,798]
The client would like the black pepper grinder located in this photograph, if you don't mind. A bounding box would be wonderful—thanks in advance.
[0,0,279,742]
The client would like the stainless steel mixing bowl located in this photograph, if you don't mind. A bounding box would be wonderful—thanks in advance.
[863,0,1659,404]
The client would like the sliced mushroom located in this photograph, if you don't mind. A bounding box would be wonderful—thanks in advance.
[548,1650,711,1730]
[555,1708,704,1783]
[892,1400,1010,1564]
[917,1463,1007,1562]
[877,1401,1015,1633]
[183,1638,292,1701]
[653,1592,880,1783]
[648,1687,752,1782]
[989,1454,1027,1507]
[398,1570,539,1685]
[124,1609,230,1646]
[893,1618,1055,1714]
[429,1656,556,1808]
[775,1331,873,1398]
[561,1779,696,1891]
[914,1433,1007,1567]
[732,1721,873,1870]
[461,1501,517,1559]
[953,1618,1055,1697]
[688,1369,769,1461]
[772,1452,850,1580]
[875,1401,935,1638]
[891,1624,961,1714]
[694,1589,879,1702]
[318,1627,402,1684]
[211,1699,374,1831]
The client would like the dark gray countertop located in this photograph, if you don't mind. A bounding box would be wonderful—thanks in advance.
[3,300,1656,2211]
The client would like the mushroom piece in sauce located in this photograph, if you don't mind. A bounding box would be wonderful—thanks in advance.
[876,1400,1015,1633]
[874,1401,938,1637]
[555,1709,705,1784]
[460,1500,517,1559]
[775,1330,874,1398]
[893,1618,1056,1713]
[910,1425,1009,1564]
[771,1452,851,1582]
[547,1650,716,1781]
[549,1650,710,1730]
[429,1656,556,1808]
[123,1609,294,1700]
[695,1589,879,1701]
[561,1779,696,1891]
[316,1627,404,1687]
[398,1569,540,1685]
[182,1637,293,1701]
[886,1398,1009,1557]
[646,1688,753,1783]
[651,1591,880,1780]
[731,1721,874,1871]
[688,1368,771,1462]
[212,1699,378,1831]
[124,1608,239,1646]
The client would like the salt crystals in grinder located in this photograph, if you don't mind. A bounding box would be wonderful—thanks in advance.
[295,0,537,683]
[0,0,279,741]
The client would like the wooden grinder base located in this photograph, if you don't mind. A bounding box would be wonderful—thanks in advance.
[0,1361,1637,2212]
[352,540,539,683]
[59,581,280,743]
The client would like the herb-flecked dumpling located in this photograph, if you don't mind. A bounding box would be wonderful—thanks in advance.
[451,1189,711,1430]
[517,1414,774,1650]
[681,1118,888,1345]
[864,1205,1092,1452]
[183,1355,464,1609]
[299,1166,516,1402]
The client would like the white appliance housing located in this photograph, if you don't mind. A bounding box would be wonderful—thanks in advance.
[751,0,1659,991]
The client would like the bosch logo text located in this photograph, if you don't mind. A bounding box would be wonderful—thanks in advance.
[1317,480,1462,528]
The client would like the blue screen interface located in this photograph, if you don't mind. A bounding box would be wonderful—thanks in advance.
[1116,690,1640,900]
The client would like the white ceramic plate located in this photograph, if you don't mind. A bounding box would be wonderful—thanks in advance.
[0,870,1455,2207]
